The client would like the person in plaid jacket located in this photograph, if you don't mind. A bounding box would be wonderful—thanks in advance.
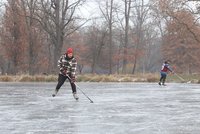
[52,48,78,100]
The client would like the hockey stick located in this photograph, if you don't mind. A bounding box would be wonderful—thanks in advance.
[174,73,191,83]
[74,83,94,103]
[174,73,185,81]
[66,74,94,103]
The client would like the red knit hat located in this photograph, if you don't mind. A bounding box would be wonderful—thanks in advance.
[66,48,73,54]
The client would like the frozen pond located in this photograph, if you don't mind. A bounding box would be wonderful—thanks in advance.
[0,82,200,134]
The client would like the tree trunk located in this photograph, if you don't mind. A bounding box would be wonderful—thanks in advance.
[108,0,114,75]
[122,0,131,74]
[91,53,96,73]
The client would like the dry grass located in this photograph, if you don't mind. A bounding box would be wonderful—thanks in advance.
[0,75,57,82]
[0,73,199,83]
[0,75,13,82]
[76,74,159,82]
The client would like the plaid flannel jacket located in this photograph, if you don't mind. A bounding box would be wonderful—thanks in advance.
[58,54,77,77]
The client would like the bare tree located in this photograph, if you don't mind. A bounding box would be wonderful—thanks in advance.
[131,0,150,74]
[34,0,86,71]
[85,23,107,74]
[122,0,132,74]
[21,0,40,75]
[1,0,28,74]
[98,0,116,74]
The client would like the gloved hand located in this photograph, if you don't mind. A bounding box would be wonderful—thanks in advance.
[71,76,76,83]
[60,68,67,75]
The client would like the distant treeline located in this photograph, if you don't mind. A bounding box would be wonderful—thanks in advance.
[0,0,200,75]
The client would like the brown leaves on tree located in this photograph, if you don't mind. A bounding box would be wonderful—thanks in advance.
[162,9,200,73]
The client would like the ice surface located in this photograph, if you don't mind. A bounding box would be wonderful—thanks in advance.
[0,82,200,134]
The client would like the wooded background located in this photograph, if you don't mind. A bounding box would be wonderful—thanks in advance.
[0,0,200,75]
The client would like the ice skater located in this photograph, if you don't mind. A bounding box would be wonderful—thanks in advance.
[52,47,79,100]
[159,60,174,86]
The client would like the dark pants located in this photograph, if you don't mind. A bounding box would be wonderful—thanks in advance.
[160,72,167,84]
[56,73,76,93]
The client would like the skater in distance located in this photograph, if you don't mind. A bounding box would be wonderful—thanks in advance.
[159,60,174,86]
[52,47,79,100]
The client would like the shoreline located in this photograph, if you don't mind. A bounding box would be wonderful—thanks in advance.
[0,74,199,83]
